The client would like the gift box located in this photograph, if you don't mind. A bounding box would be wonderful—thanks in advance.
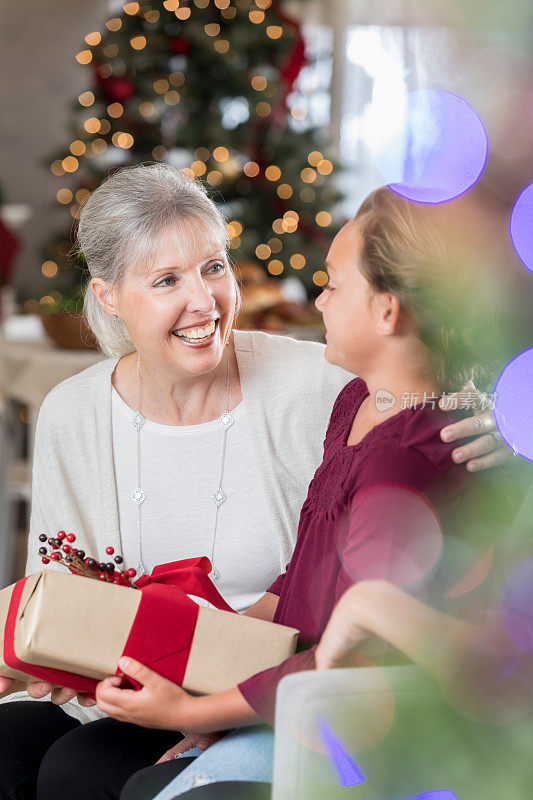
[0,558,298,695]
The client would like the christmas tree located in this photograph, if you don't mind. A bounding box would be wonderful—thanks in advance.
[35,0,340,313]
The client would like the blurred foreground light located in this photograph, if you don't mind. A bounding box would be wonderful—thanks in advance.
[318,717,366,787]
[373,89,488,204]
[494,347,533,461]
[336,485,443,587]
[403,792,458,800]
[510,182,533,272]
[499,558,533,654]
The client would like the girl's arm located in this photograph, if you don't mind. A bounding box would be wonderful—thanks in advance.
[242,592,279,622]
[184,687,261,733]
[95,658,261,732]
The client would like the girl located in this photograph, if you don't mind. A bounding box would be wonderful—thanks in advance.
[95,187,501,798]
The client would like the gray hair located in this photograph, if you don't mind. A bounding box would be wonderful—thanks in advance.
[78,163,239,357]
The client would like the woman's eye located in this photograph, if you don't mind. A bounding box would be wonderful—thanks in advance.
[207,262,226,275]
[155,275,177,287]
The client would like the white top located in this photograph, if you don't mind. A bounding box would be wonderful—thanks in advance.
[2,330,352,723]
[112,388,281,613]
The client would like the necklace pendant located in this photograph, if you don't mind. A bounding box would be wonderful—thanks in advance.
[210,566,220,580]
[132,486,147,506]
[136,560,148,577]
[131,411,145,431]
[220,412,234,430]
[212,488,227,507]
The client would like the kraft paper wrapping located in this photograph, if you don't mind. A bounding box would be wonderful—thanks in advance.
[0,570,298,694]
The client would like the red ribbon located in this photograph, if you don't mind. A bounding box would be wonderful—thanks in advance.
[270,1,307,127]
[4,577,98,694]
[3,557,235,697]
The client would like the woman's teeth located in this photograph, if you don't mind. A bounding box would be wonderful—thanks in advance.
[173,320,216,342]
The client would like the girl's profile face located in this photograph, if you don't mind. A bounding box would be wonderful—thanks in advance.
[315,218,381,376]
[111,220,236,377]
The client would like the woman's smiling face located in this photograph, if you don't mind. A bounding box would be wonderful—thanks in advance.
[110,219,236,376]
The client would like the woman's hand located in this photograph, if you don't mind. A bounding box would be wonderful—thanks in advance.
[26,680,97,707]
[439,385,511,472]
[95,657,197,730]
[155,732,225,764]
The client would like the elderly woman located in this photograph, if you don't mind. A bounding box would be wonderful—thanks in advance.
[0,165,505,800]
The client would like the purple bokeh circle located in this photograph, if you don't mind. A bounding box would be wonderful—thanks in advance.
[499,559,533,654]
[510,182,533,272]
[384,89,488,204]
[493,347,533,462]
[406,793,458,800]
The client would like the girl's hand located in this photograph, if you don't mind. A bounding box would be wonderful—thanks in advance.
[439,385,511,472]
[155,731,225,764]
[95,657,197,730]
[0,676,15,694]
[315,584,371,670]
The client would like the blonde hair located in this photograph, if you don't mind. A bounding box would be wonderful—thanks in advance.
[355,187,497,391]
[77,163,240,357]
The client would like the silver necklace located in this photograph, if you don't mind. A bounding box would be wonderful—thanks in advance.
[130,353,234,580]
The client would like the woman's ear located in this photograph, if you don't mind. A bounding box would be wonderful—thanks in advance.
[375,292,401,336]
[91,278,120,318]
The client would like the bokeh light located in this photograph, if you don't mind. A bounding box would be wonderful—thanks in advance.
[403,792,458,800]
[499,559,533,654]
[494,348,533,461]
[336,485,443,587]
[318,717,366,787]
[510,183,533,272]
[373,89,488,204]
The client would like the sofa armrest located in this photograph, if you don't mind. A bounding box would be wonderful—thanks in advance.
[272,666,434,800]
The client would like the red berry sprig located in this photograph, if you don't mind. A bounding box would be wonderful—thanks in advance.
[37,532,138,589]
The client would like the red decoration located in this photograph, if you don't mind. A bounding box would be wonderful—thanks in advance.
[171,36,190,55]
[57,531,66,540]
[0,217,20,287]
[66,533,76,543]
[106,546,114,555]
[93,62,136,103]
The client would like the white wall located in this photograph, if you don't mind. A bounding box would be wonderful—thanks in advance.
[0,0,108,298]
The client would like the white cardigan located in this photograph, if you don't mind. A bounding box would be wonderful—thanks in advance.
[3,330,351,723]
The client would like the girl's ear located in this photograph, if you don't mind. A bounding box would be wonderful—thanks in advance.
[91,278,120,317]
[375,292,401,336]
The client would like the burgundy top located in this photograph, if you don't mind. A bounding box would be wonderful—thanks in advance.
[238,378,468,725]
